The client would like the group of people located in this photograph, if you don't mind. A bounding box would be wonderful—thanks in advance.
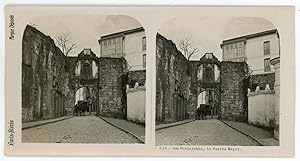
[196,104,213,120]
[73,101,89,116]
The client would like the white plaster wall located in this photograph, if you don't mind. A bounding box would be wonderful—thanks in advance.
[92,60,98,78]
[214,64,220,82]
[75,87,86,105]
[246,34,280,75]
[197,91,209,106]
[197,65,203,80]
[75,61,81,76]
[127,87,145,123]
[124,31,146,71]
[248,92,275,128]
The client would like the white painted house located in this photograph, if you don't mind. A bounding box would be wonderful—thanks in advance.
[221,29,280,75]
[98,27,146,71]
[98,28,146,123]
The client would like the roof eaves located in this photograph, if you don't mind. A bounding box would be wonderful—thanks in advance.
[99,27,144,40]
[222,29,278,43]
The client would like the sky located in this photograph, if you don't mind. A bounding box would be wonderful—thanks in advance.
[158,16,276,60]
[30,15,142,56]
[29,15,275,60]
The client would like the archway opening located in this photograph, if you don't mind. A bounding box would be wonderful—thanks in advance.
[75,86,98,116]
[196,90,220,119]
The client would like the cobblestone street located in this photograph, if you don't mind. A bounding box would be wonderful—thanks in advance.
[156,119,260,146]
[22,116,141,144]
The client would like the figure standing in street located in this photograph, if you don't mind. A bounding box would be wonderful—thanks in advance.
[196,106,201,120]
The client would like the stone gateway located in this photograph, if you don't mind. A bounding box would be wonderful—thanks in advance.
[22,25,130,122]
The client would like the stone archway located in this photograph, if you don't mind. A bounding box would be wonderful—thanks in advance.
[73,49,100,116]
[189,53,221,119]
[196,89,221,118]
[75,86,99,116]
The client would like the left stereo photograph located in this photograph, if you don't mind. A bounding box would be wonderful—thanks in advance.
[14,12,146,144]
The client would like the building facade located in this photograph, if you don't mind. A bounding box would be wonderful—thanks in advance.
[221,29,280,75]
[98,28,147,123]
[98,27,146,71]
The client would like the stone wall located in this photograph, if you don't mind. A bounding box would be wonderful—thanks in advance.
[188,61,202,118]
[98,57,128,119]
[65,57,77,115]
[156,34,255,124]
[220,62,249,122]
[128,70,146,88]
[156,34,191,123]
[22,25,74,122]
[249,73,275,92]
[189,54,221,118]
[22,25,133,122]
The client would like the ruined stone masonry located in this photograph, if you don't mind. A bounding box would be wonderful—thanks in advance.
[22,25,73,122]
[248,73,275,92]
[22,25,133,122]
[128,70,146,88]
[98,57,128,119]
[220,62,249,122]
[156,33,262,124]
[156,34,191,123]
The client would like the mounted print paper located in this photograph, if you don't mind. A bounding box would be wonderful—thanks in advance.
[155,16,280,146]
[4,5,295,157]
[19,15,146,144]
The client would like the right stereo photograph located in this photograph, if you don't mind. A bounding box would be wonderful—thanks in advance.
[155,16,280,146]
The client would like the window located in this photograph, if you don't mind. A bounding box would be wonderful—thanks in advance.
[82,61,92,78]
[225,45,229,50]
[264,41,270,55]
[142,37,146,51]
[102,37,123,55]
[83,49,90,55]
[238,42,242,48]
[264,58,271,72]
[115,37,122,53]
[237,48,242,56]
[143,54,146,68]
[206,53,212,59]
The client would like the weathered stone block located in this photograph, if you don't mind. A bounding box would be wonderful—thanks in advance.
[156,34,191,124]
[220,62,249,122]
[98,57,128,119]
[22,25,75,122]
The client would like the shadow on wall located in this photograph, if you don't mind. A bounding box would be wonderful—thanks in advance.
[22,25,74,122]
[126,84,145,124]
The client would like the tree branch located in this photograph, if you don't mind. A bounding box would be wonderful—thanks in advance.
[55,33,77,56]
[177,38,199,61]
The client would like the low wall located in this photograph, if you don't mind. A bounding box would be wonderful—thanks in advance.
[127,86,145,124]
[248,73,275,92]
[248,90,275,128]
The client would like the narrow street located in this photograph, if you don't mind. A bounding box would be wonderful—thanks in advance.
[156,119,260,146]
[22,116,141,144]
